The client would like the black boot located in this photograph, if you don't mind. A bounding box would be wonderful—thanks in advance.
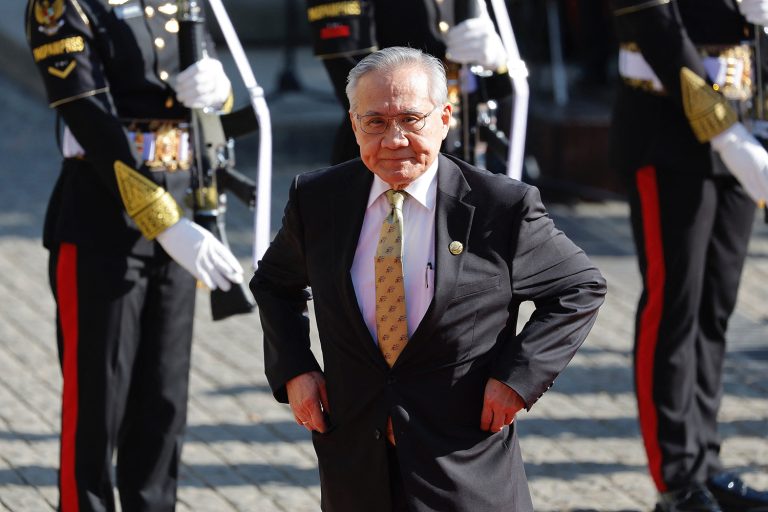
[655,483,723,512]
[706,472,768,512]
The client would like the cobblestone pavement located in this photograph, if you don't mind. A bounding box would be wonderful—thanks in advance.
[1,66,767,511]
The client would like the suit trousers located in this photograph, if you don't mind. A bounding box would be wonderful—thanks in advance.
[48,243,196,512]
[387,443,410,512]
[626,166,754,491]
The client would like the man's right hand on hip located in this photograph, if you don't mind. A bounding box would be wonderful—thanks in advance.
[156,218,244,291]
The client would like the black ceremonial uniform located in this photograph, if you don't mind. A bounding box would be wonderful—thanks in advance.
[25,1,208,510]
[306,0,512,165]
[610,0,755,497]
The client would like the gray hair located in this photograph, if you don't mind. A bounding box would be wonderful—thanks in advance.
[345,46,448,113]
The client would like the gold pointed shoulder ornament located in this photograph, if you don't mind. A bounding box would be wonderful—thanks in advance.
[680,67,737,143]
[114,160,183,239]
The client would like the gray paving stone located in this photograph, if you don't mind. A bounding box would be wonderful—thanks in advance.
[0,488,54,511]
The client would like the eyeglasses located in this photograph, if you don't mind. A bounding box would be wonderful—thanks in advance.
[354,107,436,135]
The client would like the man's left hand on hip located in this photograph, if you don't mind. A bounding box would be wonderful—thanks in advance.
[480,378,525,433]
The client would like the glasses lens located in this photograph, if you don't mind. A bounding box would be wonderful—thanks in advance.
[396,113,427,133]
[360,115,388,134]
[358,110,431,134]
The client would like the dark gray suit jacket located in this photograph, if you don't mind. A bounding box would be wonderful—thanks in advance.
[250,154,607,512]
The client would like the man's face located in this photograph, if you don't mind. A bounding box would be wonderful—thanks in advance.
[350,65,451,190]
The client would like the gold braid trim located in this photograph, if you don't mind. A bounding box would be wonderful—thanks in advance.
[620,42,640,52]
[680,67,737,143]
[114,160,183,240]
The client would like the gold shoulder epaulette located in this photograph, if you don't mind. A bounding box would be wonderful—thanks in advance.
[114,160,182,239]
[680,67,737,143]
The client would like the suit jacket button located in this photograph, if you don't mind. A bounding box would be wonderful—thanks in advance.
[387,376,396,384]
[374,429,382,440]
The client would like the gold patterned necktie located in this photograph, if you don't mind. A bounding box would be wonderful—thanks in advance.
[375,190,408,367]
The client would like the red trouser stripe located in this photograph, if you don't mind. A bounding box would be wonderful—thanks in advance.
[635,167,666,491]
[57,243,80,511]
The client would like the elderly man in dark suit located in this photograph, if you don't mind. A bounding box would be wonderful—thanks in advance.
[250,46,606,512]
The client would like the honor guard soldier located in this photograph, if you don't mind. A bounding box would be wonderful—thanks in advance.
[610,0,768,511]
[25,1,243,510]
[305,0,512,167]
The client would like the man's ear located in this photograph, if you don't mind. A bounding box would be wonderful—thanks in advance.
[441,102,452,138]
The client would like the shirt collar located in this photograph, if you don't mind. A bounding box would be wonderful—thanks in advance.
[366,158,438,210]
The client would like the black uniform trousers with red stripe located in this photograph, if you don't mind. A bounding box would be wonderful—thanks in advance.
[625,165,754,491]
[48,241,196,512]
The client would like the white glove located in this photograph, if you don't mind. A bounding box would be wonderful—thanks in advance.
[445,0,507,71]
[710,122,768,203]
[174,57,232,110]
[739,0,768,26]
[156,218,244,291]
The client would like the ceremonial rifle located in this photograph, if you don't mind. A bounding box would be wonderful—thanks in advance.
[446,0,529,180]
[177,0,260,320]
[485,0,528,180]
[204,0,273,271]
[444,1,479,162]
[456,0,480,163]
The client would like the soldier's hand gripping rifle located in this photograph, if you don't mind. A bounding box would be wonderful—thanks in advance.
[204,0,273,276]
[178,0,261,320]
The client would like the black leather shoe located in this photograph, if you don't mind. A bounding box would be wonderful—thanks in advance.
[655,483,723,512]
[706,472,768,512]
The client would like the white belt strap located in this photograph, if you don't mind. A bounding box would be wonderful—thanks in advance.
[62,126,86,158]
[618,48,664,92]
[62,125,192,171]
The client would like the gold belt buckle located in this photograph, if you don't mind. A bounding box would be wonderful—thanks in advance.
[720,45,752,102]
[145,121,192,172]
[700,44,753,102]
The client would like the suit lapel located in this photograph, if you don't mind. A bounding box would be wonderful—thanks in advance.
[332,162,385,363]
[334,161,371,277]
[408,155,475,347]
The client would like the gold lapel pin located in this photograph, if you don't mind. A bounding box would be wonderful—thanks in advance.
[449,241,464,255]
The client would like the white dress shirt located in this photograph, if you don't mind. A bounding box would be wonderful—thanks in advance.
[351,160,438,343]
